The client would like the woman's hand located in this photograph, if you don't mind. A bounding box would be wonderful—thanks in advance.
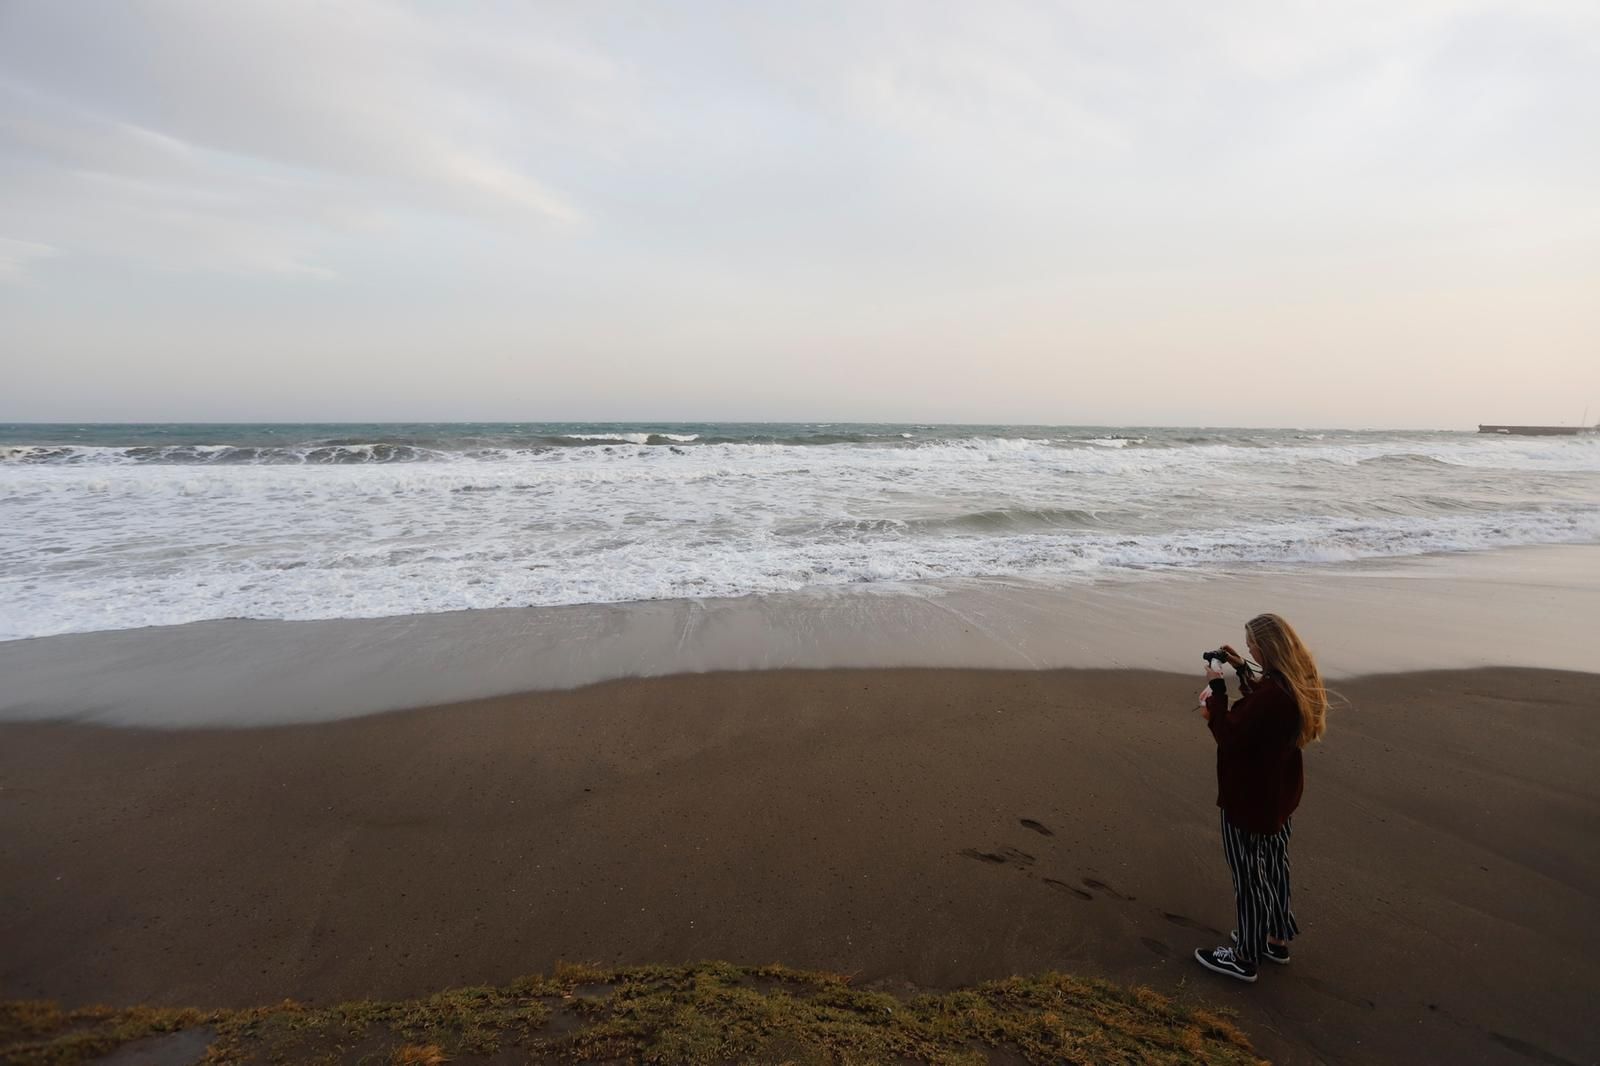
[1220,644,1245,669]
[1204,665,1225,682]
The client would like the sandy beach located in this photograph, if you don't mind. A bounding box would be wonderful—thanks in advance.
[7,1,1599,1058]
[3,664,1597,1065]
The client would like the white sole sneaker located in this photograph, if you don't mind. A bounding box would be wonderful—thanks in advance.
[1194,947,1258,983]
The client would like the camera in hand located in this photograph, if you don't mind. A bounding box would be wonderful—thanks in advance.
[1203,649,1256,675]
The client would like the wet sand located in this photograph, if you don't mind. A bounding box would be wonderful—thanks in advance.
[4,544,1599,728]
[3,666,1597,1065]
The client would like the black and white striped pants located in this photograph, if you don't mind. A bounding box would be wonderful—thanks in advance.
[1220,809,1299,963]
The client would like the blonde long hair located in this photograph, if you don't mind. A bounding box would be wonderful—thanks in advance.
[1247,613,1327,748]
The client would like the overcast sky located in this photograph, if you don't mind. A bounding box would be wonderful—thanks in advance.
[2,1,1596,427]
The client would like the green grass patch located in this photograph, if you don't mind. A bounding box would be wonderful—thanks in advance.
[1,961,1263,1065]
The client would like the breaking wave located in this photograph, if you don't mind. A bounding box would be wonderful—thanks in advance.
[2,423,1597,640]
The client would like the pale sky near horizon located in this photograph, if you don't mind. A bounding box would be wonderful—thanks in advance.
[1,1,1597,429]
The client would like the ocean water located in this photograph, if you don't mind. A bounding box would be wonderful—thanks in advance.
[2,422,1598,641]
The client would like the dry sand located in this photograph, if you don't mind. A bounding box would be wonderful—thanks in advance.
[3,666,1596,1065]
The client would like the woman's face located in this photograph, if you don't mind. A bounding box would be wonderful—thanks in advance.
[1246,633,1263,666]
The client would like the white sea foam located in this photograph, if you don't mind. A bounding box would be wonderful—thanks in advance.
[563,432,650,443]
[1,428,1597,640]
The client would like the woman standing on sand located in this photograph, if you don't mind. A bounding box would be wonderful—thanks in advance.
[1194,612,1328,983]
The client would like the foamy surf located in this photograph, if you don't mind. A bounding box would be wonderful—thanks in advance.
[1,422,1596,640]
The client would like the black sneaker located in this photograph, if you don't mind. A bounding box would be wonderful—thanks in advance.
[1194,945,1258,983]
[1231,929,1291,964]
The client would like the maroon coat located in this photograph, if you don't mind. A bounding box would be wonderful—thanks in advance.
[1204,670,1304,834]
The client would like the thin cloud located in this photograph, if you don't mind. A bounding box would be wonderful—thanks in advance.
[0,237,56,281]
[0,0,589,277]
[0,1,1594,423]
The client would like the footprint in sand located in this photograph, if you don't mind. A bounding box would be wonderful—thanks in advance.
[1162,912,1223,936]
[1043,877,1093,901]
[1081,877,1134,901]
[960,846,1036,867]
[1488,1032,1578,1066]
[1140,937,1171,957]
[1019,818,1054,836]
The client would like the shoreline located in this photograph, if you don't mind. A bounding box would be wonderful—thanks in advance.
[3,665,1596,1065]
[3,543,1597,728]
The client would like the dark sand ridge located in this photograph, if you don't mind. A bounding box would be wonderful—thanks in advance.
[4,667,1597,1065]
